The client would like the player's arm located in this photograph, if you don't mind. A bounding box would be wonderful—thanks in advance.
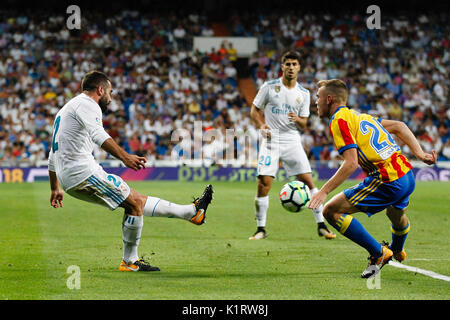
[381,119,437,165]
[48,148,64,208]
[288,113,308,129]
[288,89,310,129]
[49,170,64,208]
[308,148,359,209]
[251,104,271,138]
[251,83,271,137]
[101,137,146,171]
[76,103,147,170]
[250,104,265,128]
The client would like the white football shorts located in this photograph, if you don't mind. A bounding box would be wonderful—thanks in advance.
[257,135,311,177]
[66,167,130,210]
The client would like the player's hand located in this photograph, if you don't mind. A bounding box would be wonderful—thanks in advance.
[288,112,299,123]
[308,189,327,210]
[123,154,147,171]
[50,189,64,208]
[260,124,271,139]
[419,150,437,165]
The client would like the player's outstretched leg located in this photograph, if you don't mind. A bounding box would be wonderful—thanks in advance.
[191,184,214,225]
[142,184,214,225]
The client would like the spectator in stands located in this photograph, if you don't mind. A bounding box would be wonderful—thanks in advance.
[0,8,448,169]
[441,139,450,160]
[227,42,238,63]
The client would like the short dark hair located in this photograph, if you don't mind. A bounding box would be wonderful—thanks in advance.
[81,71,110,92]
[281,50,301,64]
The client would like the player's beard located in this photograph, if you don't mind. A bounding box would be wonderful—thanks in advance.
[284,71,298,82]
[98,94,110,113]
[317,102,328,118]
[325,102,333,118]
[285,72,294,80]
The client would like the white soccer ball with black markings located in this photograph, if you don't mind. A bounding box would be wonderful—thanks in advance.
[279,181,311,212]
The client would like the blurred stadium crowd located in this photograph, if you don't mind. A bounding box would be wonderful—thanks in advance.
[0,8,448,167]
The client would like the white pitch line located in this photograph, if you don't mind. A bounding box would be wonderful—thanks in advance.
[408,258,450,261]
[388,261,450,282]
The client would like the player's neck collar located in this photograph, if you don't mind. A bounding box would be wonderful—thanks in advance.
[329,105,347,123]
[333,105,347,115]
[81,92,96,103]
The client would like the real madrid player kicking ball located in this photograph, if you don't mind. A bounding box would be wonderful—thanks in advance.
[48,71,213,272]
[309,79,436,278]
[249,51,335,240]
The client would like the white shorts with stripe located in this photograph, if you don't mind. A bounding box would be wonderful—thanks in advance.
[257,134,311,177]
[66,167,130,210]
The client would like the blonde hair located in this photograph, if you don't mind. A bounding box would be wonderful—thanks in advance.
[317,79,348,104]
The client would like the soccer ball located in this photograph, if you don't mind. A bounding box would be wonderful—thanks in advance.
[279,181,311,212]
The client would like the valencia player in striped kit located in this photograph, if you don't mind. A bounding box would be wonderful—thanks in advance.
[309,79,437,278]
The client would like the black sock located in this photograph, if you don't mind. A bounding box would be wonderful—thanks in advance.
[317,222,327,229]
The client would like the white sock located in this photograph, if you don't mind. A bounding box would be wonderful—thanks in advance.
[310,188,325,223]
[143,196,195,220]
[255,196,269,227]
[122,214,143,264]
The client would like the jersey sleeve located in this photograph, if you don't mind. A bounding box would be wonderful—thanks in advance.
[298,90,310,118]
[252,82,269,109]
[329,117,357,154]
[75,102,111,147]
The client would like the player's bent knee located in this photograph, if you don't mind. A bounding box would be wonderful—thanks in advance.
[322,203,339,223]
[121,190,146,216]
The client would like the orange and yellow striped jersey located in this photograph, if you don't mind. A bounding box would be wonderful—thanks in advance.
[329,106,412,183]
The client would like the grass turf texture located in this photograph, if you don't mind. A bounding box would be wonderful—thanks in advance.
[0,180,449,300]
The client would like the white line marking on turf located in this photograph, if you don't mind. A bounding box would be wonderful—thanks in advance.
[388,261,450,282]
[408,258,450,261]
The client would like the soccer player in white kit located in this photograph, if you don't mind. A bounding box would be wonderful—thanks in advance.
[48,71,213,272]
[249,51,335,240]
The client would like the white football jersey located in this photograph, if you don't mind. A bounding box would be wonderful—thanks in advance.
[253,78,311,136]
[48,93,111,190]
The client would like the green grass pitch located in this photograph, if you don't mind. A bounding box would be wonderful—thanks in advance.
[0,180,449,300]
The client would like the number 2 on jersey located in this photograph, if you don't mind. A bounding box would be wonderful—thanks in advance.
[359,120,396,154]
[51,116,61,153]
